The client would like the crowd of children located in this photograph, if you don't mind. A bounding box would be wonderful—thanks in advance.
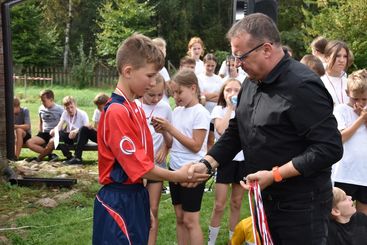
[13,30,367,244]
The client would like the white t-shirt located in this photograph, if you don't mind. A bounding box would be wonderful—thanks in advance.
[92,109,101,124]
[195,59,205,76]
[169,104,210,170]
[211,105,244,161]
[159,67,170,82]
[60,108,89,132]
[321,74,348,106]
[136,99,172,164]
[332,104,367,186]
[198,73,224,113]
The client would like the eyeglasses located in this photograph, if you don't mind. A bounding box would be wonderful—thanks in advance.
[233,43,266,63]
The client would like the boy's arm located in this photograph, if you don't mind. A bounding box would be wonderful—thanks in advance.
[143,163,209,183]
[340,110,367,142]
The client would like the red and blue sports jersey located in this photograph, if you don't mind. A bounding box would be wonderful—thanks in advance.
[97,93,154,185]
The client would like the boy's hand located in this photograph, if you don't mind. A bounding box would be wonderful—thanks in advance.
[69,130,78,139]
[180,162,210,187]
[174,163,210,185]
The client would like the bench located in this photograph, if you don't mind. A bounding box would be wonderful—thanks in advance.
[22,141,98,151]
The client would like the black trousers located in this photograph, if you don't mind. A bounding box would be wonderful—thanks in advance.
[75,126,97,159]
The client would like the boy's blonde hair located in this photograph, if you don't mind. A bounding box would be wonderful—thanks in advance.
[93,93,109,106]
[332,187,345,208]
[347,69,367,94]
[116,34,165,75]
[63,96,76,106]
[152,37,166,49]
[300,54,325,76]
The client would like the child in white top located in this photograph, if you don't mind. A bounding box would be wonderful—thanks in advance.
[222,55,247,83]
[332,69,367,215]
[152,68,210,245]
[198,53,224,113]
[136,74,173,245]
[37,96,89,161]
[208,79,246,244]
[187,37,205,76]
[321,40,353,105]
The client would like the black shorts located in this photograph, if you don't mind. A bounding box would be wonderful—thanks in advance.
[23,132,32,143]
[334,182,367,204]
[36,132,52,143]
[216,160,246,184]
[168,168,205,212]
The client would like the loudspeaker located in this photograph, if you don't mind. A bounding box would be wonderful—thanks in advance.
[233,0,278,24]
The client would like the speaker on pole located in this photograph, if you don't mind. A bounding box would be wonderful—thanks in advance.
[233,0,278,24]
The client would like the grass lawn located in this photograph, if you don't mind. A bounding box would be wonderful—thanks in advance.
[0,85,250,244]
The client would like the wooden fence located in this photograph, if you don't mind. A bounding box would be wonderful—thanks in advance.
[13,65,118,88]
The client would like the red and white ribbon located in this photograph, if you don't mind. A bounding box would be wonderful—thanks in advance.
[248,181,274,245]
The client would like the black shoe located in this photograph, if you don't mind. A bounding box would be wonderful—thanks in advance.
[48,154,59,162]
[63,157,82,165]
[25,157,39,162]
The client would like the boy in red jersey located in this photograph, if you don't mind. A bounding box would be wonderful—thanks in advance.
[92,34,208,245]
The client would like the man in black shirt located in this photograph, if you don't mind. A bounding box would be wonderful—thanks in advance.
[187,13,343,244]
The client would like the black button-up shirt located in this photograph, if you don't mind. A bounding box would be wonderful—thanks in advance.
[208,53,343,194]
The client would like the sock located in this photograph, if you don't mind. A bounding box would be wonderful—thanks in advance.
[208,226,220,245]
[229,230,234,241]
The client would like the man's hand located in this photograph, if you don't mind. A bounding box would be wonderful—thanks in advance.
[240,170,274,191]
[180,162,209,187]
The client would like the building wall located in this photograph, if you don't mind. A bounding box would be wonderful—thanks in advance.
[0,4,7,161]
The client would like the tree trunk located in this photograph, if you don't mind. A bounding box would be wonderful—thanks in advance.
[63,0,72,71]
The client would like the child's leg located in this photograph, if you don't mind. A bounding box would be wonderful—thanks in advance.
[210,183,229,227]
[173,204,188,245]
[183,211,204,245]
[229,183,245,232]
[14,128,26,158]
[147,181,163,245]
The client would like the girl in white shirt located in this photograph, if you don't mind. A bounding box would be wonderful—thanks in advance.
[207,79,246,244]
[136,74,173,245]
[152,68,210,245]
[187,36,205,76]
[321,40,353,106]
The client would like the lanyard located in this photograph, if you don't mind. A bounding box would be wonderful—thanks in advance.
[115,87,147,153]
[68,111,77,131]
[248,181,274,245]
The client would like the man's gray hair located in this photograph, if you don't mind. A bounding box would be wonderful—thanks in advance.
[227,13,281,45]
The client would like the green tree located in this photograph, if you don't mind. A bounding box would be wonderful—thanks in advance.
[96,0,156,65]
[11,0,62,67]
[302,0,367,69]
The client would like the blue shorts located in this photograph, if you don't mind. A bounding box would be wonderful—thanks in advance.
[92,183,150,245]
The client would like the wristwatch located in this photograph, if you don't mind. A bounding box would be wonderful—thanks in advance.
[272,166,283,182]
[199,158,214,175]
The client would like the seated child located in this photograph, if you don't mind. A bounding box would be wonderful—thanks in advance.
[13,97,31,160]
[25,89,63,162]
[37,96,89,161]
[327,187,367,245]
[64,93,109,165]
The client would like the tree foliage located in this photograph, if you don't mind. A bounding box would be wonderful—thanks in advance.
[302,0,367,69]
[96,0,156,65]
[11,0,62,67]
